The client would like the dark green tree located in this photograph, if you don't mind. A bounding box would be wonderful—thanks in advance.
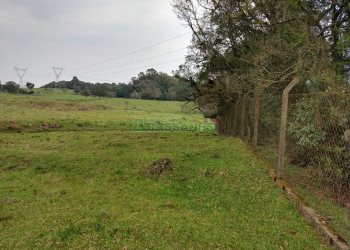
[3,81,20,93]
[26,82,35,90]
[91,84,106,98]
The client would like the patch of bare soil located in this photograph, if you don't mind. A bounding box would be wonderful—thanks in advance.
[143,158,173,178]
[7,122,21,132]
[159,204,177,209]
[25,100,54,109]
[25,100,109,111]
[40,123,61,131]
[58,103,109,111]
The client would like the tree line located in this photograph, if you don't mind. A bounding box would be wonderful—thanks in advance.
[42,68,192,101]
[173,0,349,107]
[173,0,350,191]
[0,81,35,94]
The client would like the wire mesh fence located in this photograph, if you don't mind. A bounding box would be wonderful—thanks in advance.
[287,93,350,194]
[217,90,350,199]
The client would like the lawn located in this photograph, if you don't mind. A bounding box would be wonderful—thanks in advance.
[0,90,329,249]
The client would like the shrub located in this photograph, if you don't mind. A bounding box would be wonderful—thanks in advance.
[288,95,350,191]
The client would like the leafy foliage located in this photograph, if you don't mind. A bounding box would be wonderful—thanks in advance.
[173,0,350,191]
[288,94,350,191]
[289,99,326,149]
[26,82,35,90]
[1,81,20,93]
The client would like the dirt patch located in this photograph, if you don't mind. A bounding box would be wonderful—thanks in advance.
[159,204,177,209]
[58,103,109,111]
[26,100,54,109]
[40,123,61,131]
[143,158,173,178]
[25,100,109,111]
[7,122,21,132]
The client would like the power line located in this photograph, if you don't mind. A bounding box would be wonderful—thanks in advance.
[65,32,191,72]
[8,32,190,84]
[75,58,184,82]
[78,58,184,77]
[74,47,187,76]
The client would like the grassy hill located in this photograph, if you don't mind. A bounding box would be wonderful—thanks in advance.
[0,90,329,249]
[0,89,205,133]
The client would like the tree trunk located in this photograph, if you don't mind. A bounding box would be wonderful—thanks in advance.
[240,95,247,138]
[253,95,260,147]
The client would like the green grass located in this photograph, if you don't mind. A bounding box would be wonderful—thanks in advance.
[257,143,350,242]
[0,89,205,133]
[257,143,350,244]
[0,90,330,249]
[285,166,350,243]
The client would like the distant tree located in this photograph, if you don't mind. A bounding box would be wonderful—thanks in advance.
[105,91,116,98]
[130,91,141,99]
[71,76,80,86]
[145,68,158,76]
[26,82,35,90]
[115,83,133,98]
[74,85,81,94]
[91,84,106,98]
[3,82,20,93]
[81,88,90,97]
[140,79,161,99]
[39,69,193,100]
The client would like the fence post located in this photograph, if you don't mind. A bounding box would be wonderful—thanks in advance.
[253,94,260,147]
[277,77,300,179]
[240,94,247,138]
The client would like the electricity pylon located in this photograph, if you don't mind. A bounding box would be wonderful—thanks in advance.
[14,67,27,88]
[53,67,64,88]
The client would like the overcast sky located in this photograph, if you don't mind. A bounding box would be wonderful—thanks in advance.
[0,0,191,86]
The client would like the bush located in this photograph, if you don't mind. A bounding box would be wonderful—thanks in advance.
[288,95,350,191]
[2,82,20,93]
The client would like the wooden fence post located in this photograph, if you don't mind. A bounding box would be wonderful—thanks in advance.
[277,77,300,179]
[253,94,260,147]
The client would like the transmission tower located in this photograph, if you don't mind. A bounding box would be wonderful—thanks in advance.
[53,67,64,87]
[14,67,27,88]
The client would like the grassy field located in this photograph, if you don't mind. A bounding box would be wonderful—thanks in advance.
[258,144,350,244]
[285,166,350,243]
[0,89,206,133]
[0,90,330,249]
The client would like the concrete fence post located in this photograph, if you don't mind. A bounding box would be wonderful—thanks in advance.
[277,77,300,179]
